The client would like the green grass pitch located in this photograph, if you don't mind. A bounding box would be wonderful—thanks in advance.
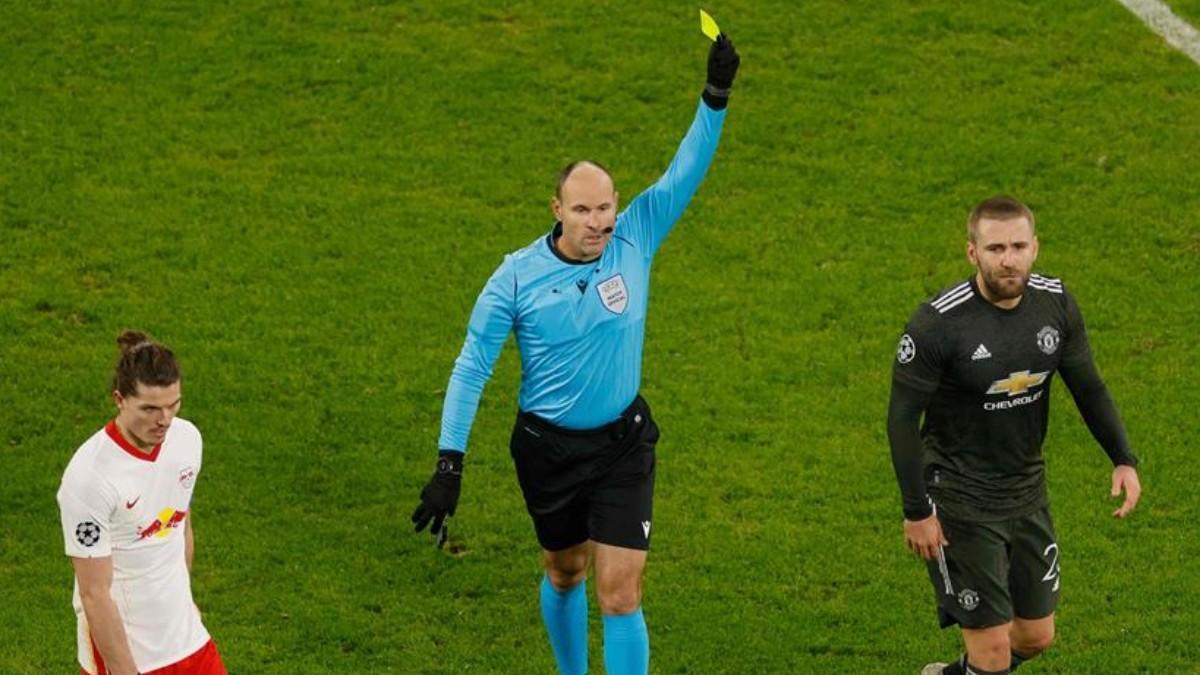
[1,1,1198,672]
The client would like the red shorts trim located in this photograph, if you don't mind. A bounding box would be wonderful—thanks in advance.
[83,639,226,675]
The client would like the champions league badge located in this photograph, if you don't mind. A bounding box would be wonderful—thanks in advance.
[896,334,916,364]
[76,521,101,547]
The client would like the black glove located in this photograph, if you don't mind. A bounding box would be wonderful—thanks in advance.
[411,451,463,547]
[703,34,741,110]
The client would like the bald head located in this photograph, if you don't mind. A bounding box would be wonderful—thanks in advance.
[556,160,614,201]
[551,159,619,262]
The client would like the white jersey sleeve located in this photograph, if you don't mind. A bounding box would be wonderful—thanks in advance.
[58,456,119,558]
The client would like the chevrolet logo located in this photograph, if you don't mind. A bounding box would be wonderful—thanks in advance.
[986,370,1049,396]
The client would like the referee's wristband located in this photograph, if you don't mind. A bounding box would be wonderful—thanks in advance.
[705,82,732,98]
[702,83,732,110]
[436,450,464,476]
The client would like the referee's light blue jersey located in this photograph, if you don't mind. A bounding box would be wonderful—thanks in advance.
[439,99,726,452]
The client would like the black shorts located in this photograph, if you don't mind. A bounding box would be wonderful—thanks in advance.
[509,395,659,552]
[925,506,1061,629]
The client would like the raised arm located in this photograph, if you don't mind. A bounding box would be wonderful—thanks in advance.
[619,35,739,257]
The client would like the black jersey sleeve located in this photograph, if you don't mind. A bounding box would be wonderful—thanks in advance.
[888,380,936,519]
[887,304,947,519]
[1057,290,1139,467]
[891,304,948,393]
[1058,285,1093,369]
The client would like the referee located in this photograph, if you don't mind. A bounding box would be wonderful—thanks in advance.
[888,197,1142,675]
[412,34,740,675]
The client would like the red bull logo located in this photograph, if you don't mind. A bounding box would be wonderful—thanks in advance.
[138,508,188,540]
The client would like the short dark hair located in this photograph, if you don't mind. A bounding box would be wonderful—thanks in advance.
[555,160,612,200]
[111,330,180,397]
[967,196,1036,242]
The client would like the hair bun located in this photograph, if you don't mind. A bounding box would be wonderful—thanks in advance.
[117,330,150,354]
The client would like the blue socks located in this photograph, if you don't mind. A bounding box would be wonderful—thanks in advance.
[540,575,589,675]
[539,575,649,675]
[602,608,648,675]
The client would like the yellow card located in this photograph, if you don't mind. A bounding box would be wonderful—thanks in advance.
[699,9,721,41]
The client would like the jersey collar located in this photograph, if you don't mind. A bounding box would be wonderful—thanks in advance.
[105,420,164,463]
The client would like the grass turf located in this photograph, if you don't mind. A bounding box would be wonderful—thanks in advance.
[1,1,1198,672]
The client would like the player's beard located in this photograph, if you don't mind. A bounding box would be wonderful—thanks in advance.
[980,265,1030,301]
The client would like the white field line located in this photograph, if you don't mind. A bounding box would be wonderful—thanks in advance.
[1115,0,1200,66]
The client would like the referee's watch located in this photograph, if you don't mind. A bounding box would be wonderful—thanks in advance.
[436,453,463,477]
[411,450,464,547]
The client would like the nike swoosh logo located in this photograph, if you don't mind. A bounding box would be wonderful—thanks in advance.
[126,496,140,509]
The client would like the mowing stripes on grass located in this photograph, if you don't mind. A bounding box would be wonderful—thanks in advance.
[1116,0,1200,64]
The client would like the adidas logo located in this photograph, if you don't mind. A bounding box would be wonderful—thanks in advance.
[971,344,992,361]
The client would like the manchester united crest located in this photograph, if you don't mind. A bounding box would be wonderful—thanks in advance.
[957,588,980,611]
[1036,326,1060,355]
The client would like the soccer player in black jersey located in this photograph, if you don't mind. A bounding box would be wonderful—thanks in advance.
[888,196,1142,675]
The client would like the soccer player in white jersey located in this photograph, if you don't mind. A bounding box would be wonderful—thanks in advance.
[57,331,226,675]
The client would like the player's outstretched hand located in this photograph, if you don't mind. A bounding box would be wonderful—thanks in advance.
[411,451,463,548]
[702,34,741,110]
[1111,464,1141,518]
[903,514,948,561]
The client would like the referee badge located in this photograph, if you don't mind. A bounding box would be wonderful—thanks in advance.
[597,274,629,314]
